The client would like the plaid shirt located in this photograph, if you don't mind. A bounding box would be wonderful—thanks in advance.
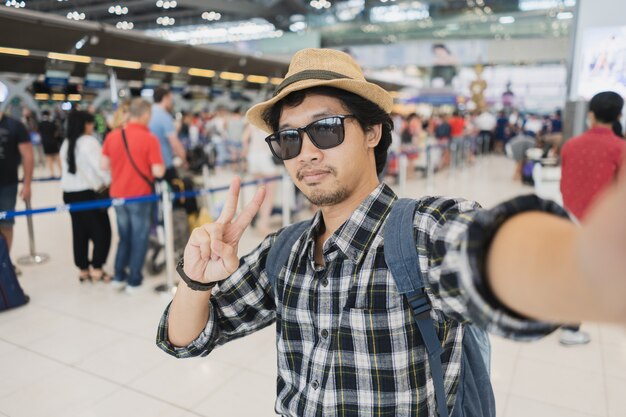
[157,183,567,416]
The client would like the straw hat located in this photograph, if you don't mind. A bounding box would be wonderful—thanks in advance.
[246,48,393,133]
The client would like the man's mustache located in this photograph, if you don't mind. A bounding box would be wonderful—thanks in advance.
[296,165,337,181]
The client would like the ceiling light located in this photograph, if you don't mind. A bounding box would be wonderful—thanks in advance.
[35,93,50,100]
[246,75,269,84]
[310,0,331,10]
[148,18,282,45]
[219,71,245,81]
[75,36,88,50]
[104,58,142,69]
[5,0,26,8]
[370,3,430,23]
[68,94,82,101]
[157,0,177,9]
[66,11,86,20]
[499,16,515,24]
[188,68,216,78]
[556,11,574,20]
[52,94,66,101]
[289,21,307,32]
[116,21,134,30]
[202,11,221,21]
[150,64,181,73]
[519,0,575,12]
[270,77,283,85]
[47,52,92,64]
[157,16,175,26]
[0,46,30,56]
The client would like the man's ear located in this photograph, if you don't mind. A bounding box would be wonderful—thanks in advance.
[365,124,383,148]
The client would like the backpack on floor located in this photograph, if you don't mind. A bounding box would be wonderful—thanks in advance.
[0,236,29,312]
[266,198,495,417]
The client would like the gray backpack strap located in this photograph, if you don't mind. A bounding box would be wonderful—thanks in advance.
[266,220,311,295]
[384,198,450,417]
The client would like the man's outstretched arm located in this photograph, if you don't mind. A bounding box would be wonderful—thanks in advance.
[488,161,626,325]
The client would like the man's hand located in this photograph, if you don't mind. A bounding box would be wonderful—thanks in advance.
[577,154,626,321]
[183,177,266,283]
[19,184,31,202]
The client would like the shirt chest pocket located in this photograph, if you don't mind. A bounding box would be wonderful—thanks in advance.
[333,306,417,394]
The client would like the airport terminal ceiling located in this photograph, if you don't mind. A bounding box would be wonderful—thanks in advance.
[0,1,576,99]
[4,1,575,48]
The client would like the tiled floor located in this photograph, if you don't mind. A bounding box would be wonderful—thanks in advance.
[1,155,625,417]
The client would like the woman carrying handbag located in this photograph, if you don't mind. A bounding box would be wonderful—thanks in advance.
[60,110,112,283]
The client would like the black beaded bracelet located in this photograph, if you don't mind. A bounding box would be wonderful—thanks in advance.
[176,258,218,291]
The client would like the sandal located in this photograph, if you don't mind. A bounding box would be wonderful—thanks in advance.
[91,270,113,283]
[79,270,91,283]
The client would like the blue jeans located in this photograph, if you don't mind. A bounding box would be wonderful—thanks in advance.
[114,202,152,287]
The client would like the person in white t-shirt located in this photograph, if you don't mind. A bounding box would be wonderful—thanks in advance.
[524,114,544,138]
[474,110,497,153]
[242,123,279,235]
[60,110,112,283]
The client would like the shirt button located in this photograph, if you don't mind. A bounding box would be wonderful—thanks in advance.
[320,329,329,339]
[311,380,319,390]
[321,278,329,287]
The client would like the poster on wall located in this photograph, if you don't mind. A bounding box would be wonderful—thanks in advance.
[578,26,626,99]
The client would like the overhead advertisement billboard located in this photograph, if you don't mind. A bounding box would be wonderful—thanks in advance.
[577,26,626,99]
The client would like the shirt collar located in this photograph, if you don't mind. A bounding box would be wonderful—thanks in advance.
[305,183,398,265]
[587,126,615,135]
[125,122,149,132]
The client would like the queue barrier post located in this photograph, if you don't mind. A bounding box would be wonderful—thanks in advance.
[201,164,214,215]
[483,133,490,155]
[398,153,408,197]
[154,182,177,295]
[426,145,436,192]
[17,199,49,266]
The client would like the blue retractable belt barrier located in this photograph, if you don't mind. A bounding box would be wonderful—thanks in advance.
[1,175,283,220]
[20,177,62,183]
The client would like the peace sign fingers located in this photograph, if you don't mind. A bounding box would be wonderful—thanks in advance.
[230,185,267,240]
[216,177,241,225]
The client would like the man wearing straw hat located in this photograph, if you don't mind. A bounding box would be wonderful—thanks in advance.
[157,49,626,416]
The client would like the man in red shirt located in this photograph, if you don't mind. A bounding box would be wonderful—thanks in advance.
[561,91,625,220]
[102,98,165,292]
[559,90,625,345]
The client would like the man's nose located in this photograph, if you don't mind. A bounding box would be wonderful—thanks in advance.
[297,131,323,162]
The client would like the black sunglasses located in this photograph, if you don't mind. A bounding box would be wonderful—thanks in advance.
[264,115,356,161]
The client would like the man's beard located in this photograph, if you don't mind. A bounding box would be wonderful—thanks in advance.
[296,165,348,206]
[305,186,349,206]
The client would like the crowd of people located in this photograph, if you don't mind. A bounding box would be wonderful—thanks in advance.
[1,84,624,299]
[0,86,282,292]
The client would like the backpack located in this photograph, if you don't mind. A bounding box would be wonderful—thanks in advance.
[0,236,29,312]
[266,198,495,417]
